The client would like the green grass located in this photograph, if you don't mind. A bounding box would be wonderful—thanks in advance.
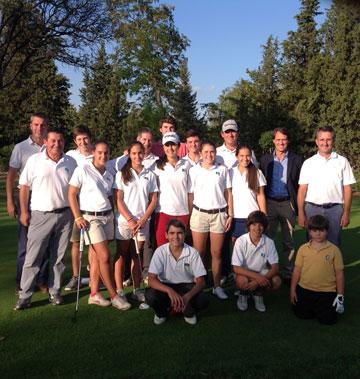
[0,187,360,378]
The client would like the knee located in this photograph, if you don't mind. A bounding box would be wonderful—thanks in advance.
[271,276,282,290]
[235,275,248,290]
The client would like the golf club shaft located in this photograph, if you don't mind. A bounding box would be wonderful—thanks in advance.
[75,228,85,312]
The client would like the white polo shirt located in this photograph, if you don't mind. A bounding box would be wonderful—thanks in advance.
[9,136,43,175]
[143,153,159,170]
[232,233,278,273]
[149,243,206,284]
[189,164,231,210]
[299,152,356,204]
[66,149,93,166]
[154,159,191,215]
[19,151,77,211]
[69,162,114,212]
[216,144,258,168]
[230,167,267,218]
[183,154,201,167]
[113,167,158,222]
[106,155,128,177]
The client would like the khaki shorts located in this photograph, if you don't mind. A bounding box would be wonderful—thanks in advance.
[83,213,114,245]
[115,220,149,242]
[190,208,227,234]
[70,222,80,243]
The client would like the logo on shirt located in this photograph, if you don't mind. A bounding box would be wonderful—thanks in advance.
[144,176,149,180]
[325,255,331,262]
[64,168,69,173]
[261,253,265,258]
[215,171,220,176]
[182,168,186,172]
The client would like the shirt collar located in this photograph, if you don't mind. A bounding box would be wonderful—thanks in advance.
[166,243,190,260]
[316,151,338,160]
[245,233,265,248]
[28,136,43,148]
[219,143,236,153]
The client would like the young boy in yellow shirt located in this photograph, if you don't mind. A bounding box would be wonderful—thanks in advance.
[290,215,344,325]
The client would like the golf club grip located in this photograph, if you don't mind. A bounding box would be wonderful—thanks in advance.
[134,236,140,255]
[79,228,85,252]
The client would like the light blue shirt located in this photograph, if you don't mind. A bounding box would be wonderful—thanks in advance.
[267,152,289,198]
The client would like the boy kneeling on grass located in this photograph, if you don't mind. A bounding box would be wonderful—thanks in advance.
[145,219,209,325]
[232,211,281,312]
[290,215,344,325]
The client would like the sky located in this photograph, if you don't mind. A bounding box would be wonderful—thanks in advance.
[57,0,331,109]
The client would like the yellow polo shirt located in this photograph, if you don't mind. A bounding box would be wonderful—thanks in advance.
[295,241,344,292]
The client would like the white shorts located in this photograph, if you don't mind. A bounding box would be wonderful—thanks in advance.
[115,220,150,242]
[190,208,227,234]
[83,213,114,245]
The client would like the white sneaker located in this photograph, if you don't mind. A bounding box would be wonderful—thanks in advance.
[212,286,228,300]
[253,295,266,312]
[111,295,131,310]
[236,294,248,311]
[132,288,146,303]
[88,293,111,307]
[116,289,127,299]
[154,314,167,325]
[184,315,197,325]
[123,278,132,287]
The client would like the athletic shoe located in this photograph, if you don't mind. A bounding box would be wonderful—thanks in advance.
[184,315,197,325]
[212,286,228,300]
[237,294,248,311]
[154,315,167,325]
[14,297,31,310]
[234,289,240,296]
[111,295,131,311]
[117,289,127,299]
[64,276,79,291]
[88,293,111,307]
[143,276,149,287]
[253,295,266,312]
[123,278,132,287]
[49,293,64,306]
[132,288,146,303]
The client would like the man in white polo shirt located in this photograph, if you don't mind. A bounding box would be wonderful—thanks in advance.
[137,127,159,170]
[145,219,209,325]
[6,112,48,294]
[14,128,77,310]
[183,129,201,167]
[297,126,356,247]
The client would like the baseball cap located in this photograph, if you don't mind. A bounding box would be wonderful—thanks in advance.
[162,132,180,145]
[222,119,238,132]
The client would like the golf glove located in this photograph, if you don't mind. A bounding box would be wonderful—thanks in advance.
[332,294,344,314]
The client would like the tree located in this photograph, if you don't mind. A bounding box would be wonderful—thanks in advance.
[109,0,189,106]
[79,43,128,155]
[0,0,111,89]
[170,58,204,138]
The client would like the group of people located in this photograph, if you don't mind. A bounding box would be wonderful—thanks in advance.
[6,112,356,326]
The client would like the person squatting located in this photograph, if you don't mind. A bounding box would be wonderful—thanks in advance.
[8,115,356,326]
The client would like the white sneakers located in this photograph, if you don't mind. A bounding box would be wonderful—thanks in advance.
[111,294,132,310]
[253,295,266,312]
[236,294,248,311]
[154,315,167,325]
[184,315,197,325]
[212,286,228,300]
[88,293,111,307]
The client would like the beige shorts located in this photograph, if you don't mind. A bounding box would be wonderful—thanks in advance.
[190,208,227,234]
[70,222,80,243]
[82,213,114,245]
[115,220,149,242]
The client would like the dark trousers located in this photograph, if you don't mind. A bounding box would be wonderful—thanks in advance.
[145,283,209,318]
[142,214,156,279]
[15,198,48,287]
[293,285,337,325]
[221,230,232,277]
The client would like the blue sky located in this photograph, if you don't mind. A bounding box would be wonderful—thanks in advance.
[58,0,330,108]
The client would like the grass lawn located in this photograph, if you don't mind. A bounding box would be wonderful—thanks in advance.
[0,182,359,378]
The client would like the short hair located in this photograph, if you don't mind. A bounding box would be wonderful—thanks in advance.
[137,127,153,138]
[246,210,268,230]
[307,215,329,231]
[166,219,186,233]
[185,129,201,140]
[315,126,335,139]
[46,127,64,138]
[30,112,48,125]
[159,115,176,129]
[94,140,109,149]
[200,140,216,152]
[73,125,92,140]
[273,127,289,139]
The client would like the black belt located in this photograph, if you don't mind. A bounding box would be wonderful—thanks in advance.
[268,196,290,202]
[306,202,341,209]
[193,204,226,214]
[81,210,112,216]
[46,207,69,214]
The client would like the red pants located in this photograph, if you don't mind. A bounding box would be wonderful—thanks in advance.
[155,213,190,247]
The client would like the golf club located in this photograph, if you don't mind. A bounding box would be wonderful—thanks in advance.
[72,228,85,322]
[133,235,149,310]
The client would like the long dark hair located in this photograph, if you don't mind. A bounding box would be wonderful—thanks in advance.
[121,141,144,185]
[236,144,259,193]
[156,142,179,170]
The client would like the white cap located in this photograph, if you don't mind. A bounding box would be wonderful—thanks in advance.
[222,119,238,132]
[162,132,180,145]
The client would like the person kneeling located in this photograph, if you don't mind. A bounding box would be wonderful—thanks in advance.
[232,211,281,312]
[145,219,209,325]
[290,215,344,325]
